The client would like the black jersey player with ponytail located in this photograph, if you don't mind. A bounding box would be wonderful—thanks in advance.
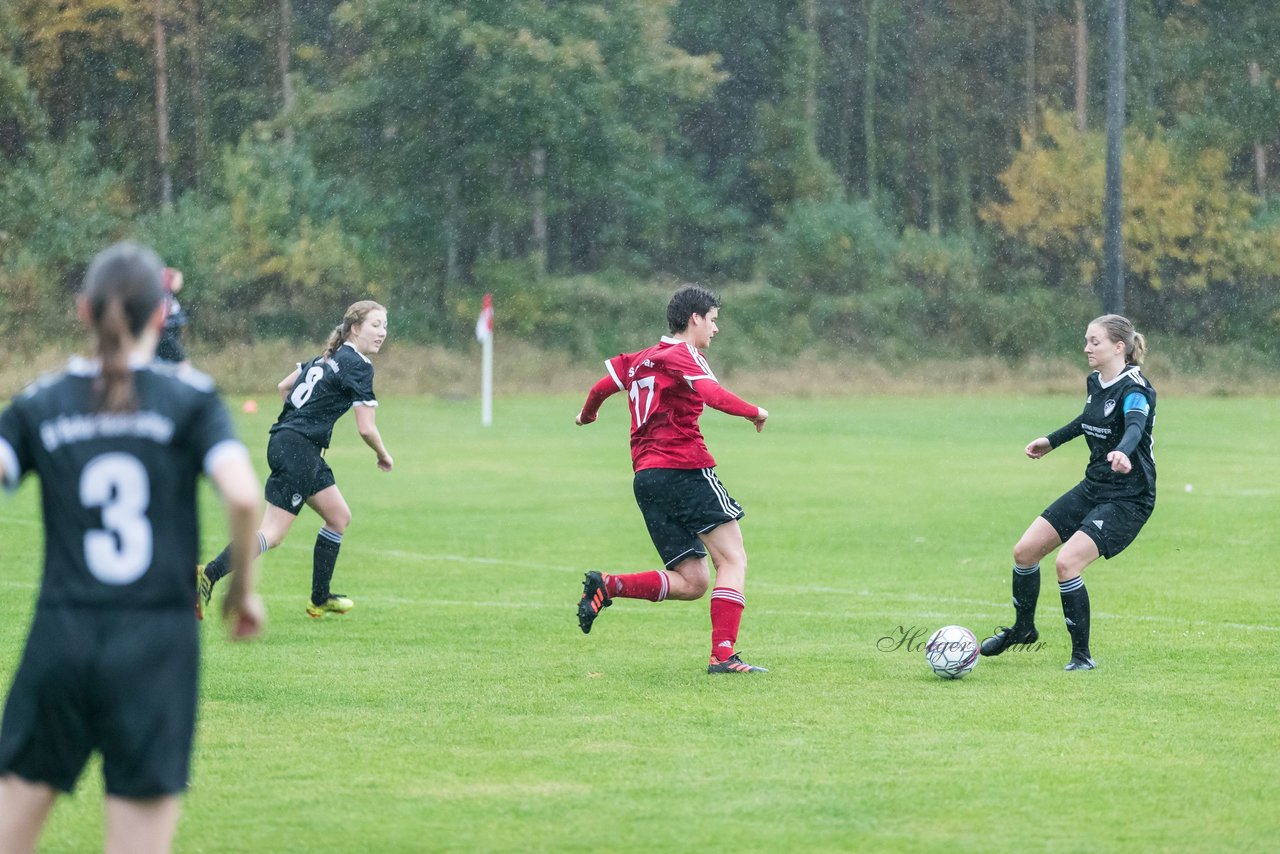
[198,300,393,619]
[981,314,1157,672]
[0,242,264,852]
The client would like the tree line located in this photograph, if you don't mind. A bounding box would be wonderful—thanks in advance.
[1,1,1278,360]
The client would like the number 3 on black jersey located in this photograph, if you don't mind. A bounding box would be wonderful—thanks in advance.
[80,452,153,585]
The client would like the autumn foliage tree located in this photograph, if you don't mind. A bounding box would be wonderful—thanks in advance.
[984,109,1280,302]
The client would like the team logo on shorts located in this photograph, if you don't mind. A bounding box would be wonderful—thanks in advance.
[1103,399,1116,417]
[291,493,303,507]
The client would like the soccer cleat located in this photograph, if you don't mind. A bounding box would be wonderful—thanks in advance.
[196,565,213,621]
[1063,653,1097,671]
[707,653,768,674]
[306,594,354,618]
[577,571,611,634]
[979,625,1040,656]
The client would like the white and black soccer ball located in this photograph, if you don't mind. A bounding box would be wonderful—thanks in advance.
[925,625,979,679]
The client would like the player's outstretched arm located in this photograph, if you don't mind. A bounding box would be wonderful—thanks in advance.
[209,450,266,640]
[576,376,619,426]
[355,405,393,471]
[1043,415,1084,452]
[1025,437,1052,459]
[694,378,765,431]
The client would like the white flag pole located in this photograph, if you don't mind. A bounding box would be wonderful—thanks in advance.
[481,333,493,427]
[477,294,494,427]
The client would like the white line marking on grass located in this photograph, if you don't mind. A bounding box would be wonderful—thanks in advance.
[369,549,564,573]
[6,547,1273,635]
[358,550,1280,634]
[370,595,564,610]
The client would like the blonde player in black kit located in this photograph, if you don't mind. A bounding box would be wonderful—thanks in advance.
[981,314,1156,672]
[0,242,264,853]
[198,300,393,618]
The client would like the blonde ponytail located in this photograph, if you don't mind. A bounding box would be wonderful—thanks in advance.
[1130,331,1147,367]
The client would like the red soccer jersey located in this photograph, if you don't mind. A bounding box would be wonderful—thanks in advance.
[599,336,751,472]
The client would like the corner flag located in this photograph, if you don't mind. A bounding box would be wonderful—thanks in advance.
[476,293,494,343]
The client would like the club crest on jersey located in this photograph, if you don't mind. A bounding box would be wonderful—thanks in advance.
[1103,399,1116,417]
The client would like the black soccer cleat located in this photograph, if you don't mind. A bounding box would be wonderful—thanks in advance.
[707,653,768,674]
[980,625,1040,656]
[1063,653,1097,671]
[577,571,611,634]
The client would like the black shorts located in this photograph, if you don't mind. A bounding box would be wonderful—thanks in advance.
[632,467,745,569]
[1041,481,1154,559]
[0,607,199,798]
[264,428,335,515]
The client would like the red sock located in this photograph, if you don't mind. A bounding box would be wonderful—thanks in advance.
[709,587,746,661]
[604,571,668,602]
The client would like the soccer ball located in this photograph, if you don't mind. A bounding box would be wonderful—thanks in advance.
[925,625,979,679]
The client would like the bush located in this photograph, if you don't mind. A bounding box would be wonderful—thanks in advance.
[459,265,807,371]
[134,136,376,344]
[894,228,982,333]
[0,128,133,332]
[764,200,897,294]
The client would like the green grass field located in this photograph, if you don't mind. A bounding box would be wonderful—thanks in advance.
[1,394,1276,852]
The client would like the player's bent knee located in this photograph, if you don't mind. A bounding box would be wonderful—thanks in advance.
[1013,539,1045,568]
[1055,557,1084,582]
[667,560,710,600]
[260,529,287,550]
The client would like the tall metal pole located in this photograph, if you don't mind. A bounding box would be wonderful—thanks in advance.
[1102,0,1126,314]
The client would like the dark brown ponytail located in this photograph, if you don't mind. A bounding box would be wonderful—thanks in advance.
[81,242,166,412]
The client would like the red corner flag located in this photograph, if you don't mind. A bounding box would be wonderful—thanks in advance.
[475,293,494,342]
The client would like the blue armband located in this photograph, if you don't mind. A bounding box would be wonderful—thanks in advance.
[1123,392,1149,416]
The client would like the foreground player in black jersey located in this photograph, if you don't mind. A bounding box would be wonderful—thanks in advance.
[0,242,264,853]
[198,300,393,618]
[981,314,1156,671]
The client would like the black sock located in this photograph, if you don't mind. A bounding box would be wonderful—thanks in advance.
[204,545,232,583]
[1012,563,1040,631]
[1059,576,1091,657]
[311,528,343,605]
[203,533,267,586]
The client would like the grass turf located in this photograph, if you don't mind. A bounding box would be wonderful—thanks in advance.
[0,394,1276,852]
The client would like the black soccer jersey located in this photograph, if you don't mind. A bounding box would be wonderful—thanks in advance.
[1048,365,1157,503]
[0,358,246,609]
[270,342,377,448]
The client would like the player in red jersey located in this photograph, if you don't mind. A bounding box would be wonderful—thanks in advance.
[574,284,770,674]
